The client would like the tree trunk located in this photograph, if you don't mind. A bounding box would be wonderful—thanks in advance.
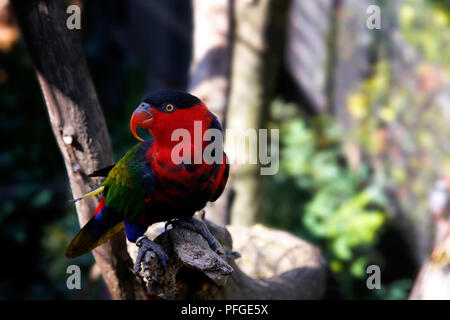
[188,0,230,124]
[226,0,289,226]
[188,0,232,226]
[11,0,146,299]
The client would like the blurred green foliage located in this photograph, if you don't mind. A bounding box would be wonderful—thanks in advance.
[345,1,450,285]
[402,0,450,73]
[264,0,450,300]
[264,101,391,298]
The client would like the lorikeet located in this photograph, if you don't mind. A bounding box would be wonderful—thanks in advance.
[65,90,229,276]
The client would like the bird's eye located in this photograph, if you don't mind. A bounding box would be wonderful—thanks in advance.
[165,104,175,112]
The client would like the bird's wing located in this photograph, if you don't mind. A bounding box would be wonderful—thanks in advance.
[66,140,156,258]
[209,154,229,202]
[103,140,156,220]
[65,200,124,258]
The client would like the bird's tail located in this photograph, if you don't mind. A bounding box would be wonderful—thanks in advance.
[65,199,124,258]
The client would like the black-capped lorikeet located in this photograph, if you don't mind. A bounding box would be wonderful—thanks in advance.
[65,90,229,277]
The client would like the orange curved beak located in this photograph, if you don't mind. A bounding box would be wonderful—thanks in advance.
[130,105,153,141]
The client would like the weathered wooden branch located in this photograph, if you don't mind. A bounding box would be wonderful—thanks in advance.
[127,213,331,299]
[188,0,232,226]
[11,0,146,299]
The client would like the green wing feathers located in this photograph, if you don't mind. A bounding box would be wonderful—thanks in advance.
[66,142,153,258]
[102,142,154,220]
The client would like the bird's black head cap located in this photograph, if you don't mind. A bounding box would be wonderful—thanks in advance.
[143,90,201,109]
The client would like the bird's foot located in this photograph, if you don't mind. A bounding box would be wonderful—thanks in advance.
[134,235,168,278]
[166,217,218,252]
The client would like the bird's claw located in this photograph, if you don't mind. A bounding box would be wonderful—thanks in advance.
[164,220,173,231]
[167,217,218,252]
[134,236,168,279]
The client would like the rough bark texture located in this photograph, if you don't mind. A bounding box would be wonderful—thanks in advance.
[127,213,331,299]
[409,235,450,300]
[409,203,450,300]
[11,0,146,299]
[188,0,230,124]
[226,0,289,226]
[188,0,232,226]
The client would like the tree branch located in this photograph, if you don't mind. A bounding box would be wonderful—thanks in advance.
[127,213,331,299]
[11,0,146,299]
